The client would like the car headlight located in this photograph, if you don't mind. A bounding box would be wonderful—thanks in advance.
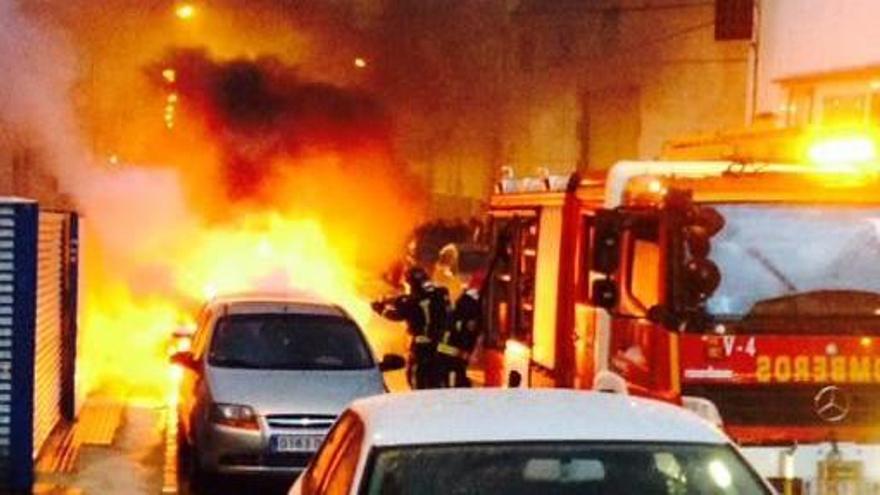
[210,403,259,430]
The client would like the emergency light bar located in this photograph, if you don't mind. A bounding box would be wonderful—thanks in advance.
[495,168,575,194]
[805,132,878,172]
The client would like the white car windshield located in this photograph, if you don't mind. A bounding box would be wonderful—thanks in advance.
[364,442,769,494]
[208,313,373,370]
[706,204,880,321]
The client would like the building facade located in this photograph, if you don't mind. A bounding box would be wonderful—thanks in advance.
[501,0,751,175]
[756,0,880,125]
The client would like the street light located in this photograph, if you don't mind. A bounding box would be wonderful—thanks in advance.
[175,3,196,20]
[354,57,367,69]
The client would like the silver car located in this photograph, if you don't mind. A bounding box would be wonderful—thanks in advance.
[170,293,405,485]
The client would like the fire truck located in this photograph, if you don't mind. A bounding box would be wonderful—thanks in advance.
[483,130,880,493]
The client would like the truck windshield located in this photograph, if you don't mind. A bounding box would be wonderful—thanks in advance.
[706,204,880,322]
[208,314,374,370]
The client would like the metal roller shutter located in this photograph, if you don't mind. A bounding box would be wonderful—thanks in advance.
[32,212,65,456]
[1,199,38,492]
[0,205,17,486]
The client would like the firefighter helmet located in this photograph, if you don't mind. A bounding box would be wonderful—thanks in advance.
[405,266,430,292]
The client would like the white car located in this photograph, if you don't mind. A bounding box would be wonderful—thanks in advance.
[289,388,773,494]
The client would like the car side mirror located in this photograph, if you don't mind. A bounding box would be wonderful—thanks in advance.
[170,351,199,371]
[379,354,406,372]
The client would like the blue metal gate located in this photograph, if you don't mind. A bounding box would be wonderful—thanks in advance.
[0,199,79,492]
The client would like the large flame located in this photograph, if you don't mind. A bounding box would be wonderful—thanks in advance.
[80,208,395,400]
[2,1,420,402]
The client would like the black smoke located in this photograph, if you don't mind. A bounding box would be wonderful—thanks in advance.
[151,49,393,202]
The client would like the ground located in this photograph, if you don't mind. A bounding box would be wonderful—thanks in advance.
[37,405,164,495]
[36,367,411,495]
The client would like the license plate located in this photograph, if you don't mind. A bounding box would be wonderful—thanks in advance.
[271,434,325,453]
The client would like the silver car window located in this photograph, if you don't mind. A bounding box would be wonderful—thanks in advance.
[208,313,373,370]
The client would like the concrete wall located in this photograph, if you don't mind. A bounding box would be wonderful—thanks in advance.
[757,0,880,115]
[503,0,750,174]
[371,0,509,216]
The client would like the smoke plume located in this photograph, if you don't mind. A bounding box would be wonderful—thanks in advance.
[152,49,398,209]
[0,0,418,398]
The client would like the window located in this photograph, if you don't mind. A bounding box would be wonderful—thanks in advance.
[302,411,359,495]
[786,87,814,126]
[822,94,866,126]
[514,219,539,342]
[486,214,539,346]
[363,442,770,495]
[578,215,595,303]
[324,419,365,495]
[630,238,661,310]
[623,219,661,315]
[487,217,513,347]
[208,314,373,370]
[190,308,213,360]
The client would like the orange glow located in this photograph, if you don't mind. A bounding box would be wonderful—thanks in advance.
[37,1,421,404]
[167,364,184,406]
[807,133,877,171]
[77,195,414,400]
[623,176,667,206]
[174,214,372,323]
[162,69,177,84]
[175,4,196,20]
[354,57,367,69]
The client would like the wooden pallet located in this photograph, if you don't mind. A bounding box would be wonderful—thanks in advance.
[35,401,124,474]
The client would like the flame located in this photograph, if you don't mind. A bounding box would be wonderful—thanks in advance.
[173,213,372,324]
[78,207,406,401]
[11,1,420,403]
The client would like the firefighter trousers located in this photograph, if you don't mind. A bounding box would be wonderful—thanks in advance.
[435,353,471,388]
[409,343,437,390]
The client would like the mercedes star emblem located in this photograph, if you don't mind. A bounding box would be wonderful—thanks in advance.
[813,385,852,423]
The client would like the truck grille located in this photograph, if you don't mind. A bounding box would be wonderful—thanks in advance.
[684,384,880,427]
[265,414,336,430]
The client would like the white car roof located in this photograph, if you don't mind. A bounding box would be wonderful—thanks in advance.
[350,389,728,447]
[207,291,347,318]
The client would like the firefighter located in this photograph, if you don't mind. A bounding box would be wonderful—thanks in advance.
[435,273,483,388]
[371,266,450,389]
[433,243,463,301]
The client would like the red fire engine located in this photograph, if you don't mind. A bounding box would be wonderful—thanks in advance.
[483,130,880,492]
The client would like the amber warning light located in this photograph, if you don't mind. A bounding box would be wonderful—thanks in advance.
[806,132,878,172]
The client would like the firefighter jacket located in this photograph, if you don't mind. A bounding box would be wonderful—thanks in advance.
[437,288,482,360]
[376,284,451,345]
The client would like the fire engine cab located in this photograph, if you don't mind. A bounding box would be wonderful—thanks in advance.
[484,132,880,493]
